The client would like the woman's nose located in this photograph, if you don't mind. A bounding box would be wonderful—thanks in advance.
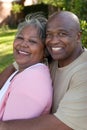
[21,40,29,47]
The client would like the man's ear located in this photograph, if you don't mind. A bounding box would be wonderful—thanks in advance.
[77,31,82,40]
[76,31,82,44]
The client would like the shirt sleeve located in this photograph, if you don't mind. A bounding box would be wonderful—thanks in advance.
[54,66,87,130]
[2,64,53,120]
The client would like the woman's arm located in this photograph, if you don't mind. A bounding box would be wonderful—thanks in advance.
[0,64,15,89]
[2,64,52,120]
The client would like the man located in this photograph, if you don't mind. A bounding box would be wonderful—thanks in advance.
[0,11,87,130]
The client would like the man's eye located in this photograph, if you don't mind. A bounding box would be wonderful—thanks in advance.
[46,33,52,38]
[58,32,67,37]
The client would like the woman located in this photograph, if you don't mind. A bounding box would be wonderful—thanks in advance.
[0,12,53,120]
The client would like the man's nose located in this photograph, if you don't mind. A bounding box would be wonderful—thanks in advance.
[51,35,60,44]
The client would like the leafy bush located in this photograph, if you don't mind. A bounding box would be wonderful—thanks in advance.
[12,2,24,14]
[0,28,17,72]
[80,20,87,48]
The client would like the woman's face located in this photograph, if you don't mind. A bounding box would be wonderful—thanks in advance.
[13,25,45,71]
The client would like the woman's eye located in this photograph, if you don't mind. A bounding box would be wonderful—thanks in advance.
[15,36,24,41]
[17,36,23,40]
[29,40,37,44]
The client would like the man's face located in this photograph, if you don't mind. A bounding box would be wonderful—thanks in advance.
[45,16,81,67]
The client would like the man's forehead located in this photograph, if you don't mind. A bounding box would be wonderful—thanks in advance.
[47,16,79,32]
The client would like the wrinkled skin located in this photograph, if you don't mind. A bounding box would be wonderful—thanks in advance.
[13,25,45,71]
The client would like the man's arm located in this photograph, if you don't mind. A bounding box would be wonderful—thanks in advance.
[0,114,72,130]
[0,64,15,89]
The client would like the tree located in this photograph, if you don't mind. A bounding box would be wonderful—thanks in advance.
[38,0,65,15]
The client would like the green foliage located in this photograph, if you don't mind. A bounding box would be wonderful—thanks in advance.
[37,0,87,47]
[12,2,24,14]
[0,25,9,32]
[0,28,17,72]
[69,0,87,21]
[64,0,87,47]
[38,0,87,20]
[38,0,64,7]
[80,20,87,48]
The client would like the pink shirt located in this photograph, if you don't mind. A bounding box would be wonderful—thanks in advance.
[0,63,53,120]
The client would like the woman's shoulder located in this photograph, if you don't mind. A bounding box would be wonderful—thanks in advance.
[26,63,49,71]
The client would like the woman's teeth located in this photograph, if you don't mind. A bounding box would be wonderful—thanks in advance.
[19,50,28,55]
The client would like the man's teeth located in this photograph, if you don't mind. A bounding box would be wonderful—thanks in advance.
[52,47,61,51]
[19,51,28,55]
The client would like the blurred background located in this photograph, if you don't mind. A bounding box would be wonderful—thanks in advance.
[0,0,87,72]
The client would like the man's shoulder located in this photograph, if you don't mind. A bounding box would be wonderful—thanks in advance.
[84,47,87,51]
[81,48,87,59]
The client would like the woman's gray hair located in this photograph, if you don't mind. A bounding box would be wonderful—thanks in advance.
[16,12,47,43]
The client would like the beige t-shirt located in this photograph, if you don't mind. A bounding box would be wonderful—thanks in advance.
[50,51,87,130]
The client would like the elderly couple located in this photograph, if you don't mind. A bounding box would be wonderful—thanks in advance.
[0,10,87,130]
